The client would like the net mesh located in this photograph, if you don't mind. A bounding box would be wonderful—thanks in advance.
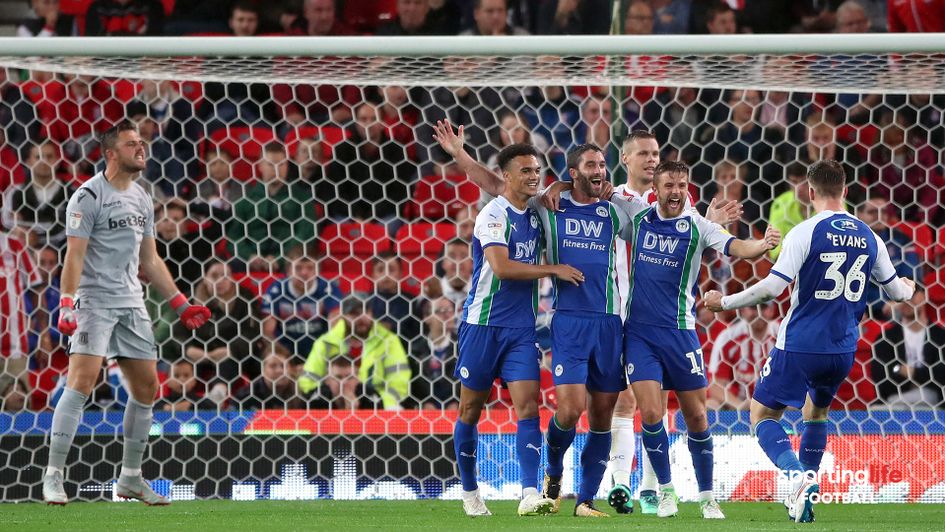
[1,48,945,503]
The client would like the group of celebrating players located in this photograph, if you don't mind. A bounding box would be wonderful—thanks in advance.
[41,118,915,524]
[432,119,915,523]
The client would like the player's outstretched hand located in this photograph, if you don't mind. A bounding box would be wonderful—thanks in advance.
[703,290,724,312]
[553,264,584,286]
[706,198,743,226]
[432,120,465,158]
[170,293,211,330]
[58,296,77,336]
[763,225,781,250]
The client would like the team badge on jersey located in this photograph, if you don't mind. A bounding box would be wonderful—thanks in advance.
[68,212,82,229]
[675,219,689,233]
[596,206,608,217]
[530,215,538,228]
[460,367,469,379]
[555,364,564,376]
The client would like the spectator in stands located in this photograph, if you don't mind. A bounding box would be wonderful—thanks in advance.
[424,238,472,312]
[454,204,478,242]
[128,80,202,179]
[872,289,945,408]
[171,261,260,405]
[413,296,459,410]
[127,100,187,197]
[767,162,810,260]
[650,0,692,34]
[888,0,945,32]
[299,0,355,36]
[707,304,779,410]
[570,95,615,159]
[29,245,64,370]
[299,295,411,410]
[868,120,944,225]
[327,102,413,222]
[857,197,922,320]
[0,379,29,412]
[641,86,703,162]
[704,2,737,34]
[262,247,342,359]
[835,0,872,32]
[235,343,305,409]
[84,0,166,36]
[366,252,421,346]
[158,359,213,412]
[624,0,654,34]
[195,147,243,212]
[698,159,756,239]
[163,0,231,34]
[154,198,214,293]
[797,116,862,182]
[0,67,39,152]
[227,142,318,271]
[376,0,448,35]
[18,0,78,37]
[699,89,775,182]
[7,141,72,247]
[378,85,419,162]
[460,0,530,35]
[0,227,40,407]
[229,1,261,36]
[289,135,325,183]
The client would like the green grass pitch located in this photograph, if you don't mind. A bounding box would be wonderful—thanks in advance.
[4,500,944,531]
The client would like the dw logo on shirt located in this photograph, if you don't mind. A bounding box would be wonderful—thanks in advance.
[642,233,680,254]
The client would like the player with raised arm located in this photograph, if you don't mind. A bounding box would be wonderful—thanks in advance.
[608,160,779,519]
[436,119,646,517]
[542,130,740,515]
[432,133,584,517]
[703,160,915,523]
[42,121,210,505]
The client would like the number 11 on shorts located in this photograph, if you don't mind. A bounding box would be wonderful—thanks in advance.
[685,349,704,376]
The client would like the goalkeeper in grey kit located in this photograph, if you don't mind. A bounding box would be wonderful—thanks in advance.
[43,121,211,505]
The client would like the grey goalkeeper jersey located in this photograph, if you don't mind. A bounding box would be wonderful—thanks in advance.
[64,172,154,309]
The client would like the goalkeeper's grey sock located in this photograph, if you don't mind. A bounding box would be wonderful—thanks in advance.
[120,397,153,476]
[47,387,88,476]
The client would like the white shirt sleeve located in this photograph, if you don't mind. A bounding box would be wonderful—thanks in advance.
[65,186,98,239]
[869,231,899,285]
[769,223,811,282]
[693,214,735,255]
[473,207,509,249]
[608,191,650,220]
[720,274,791,310]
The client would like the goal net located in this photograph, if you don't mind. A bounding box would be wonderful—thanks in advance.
[1,35,944,504]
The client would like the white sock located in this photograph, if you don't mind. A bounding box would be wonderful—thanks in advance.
[699,490,714,502]
[610,415,635,487]
[641,447,657,492]
[522,487,538,498]
[120,467,142,478]
[462,488,480,500]
[659,482,674,492]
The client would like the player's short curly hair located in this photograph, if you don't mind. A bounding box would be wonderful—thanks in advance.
[496,143,541,171]
[807,159,847,198]
[565,143,603,170]
[653,160,689,183]
[99,120,137,153]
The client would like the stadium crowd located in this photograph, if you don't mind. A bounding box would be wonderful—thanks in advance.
[1,0,945,413]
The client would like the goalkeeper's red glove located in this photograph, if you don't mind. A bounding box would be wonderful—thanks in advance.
[58,295,77,336]
[170,293,211,330]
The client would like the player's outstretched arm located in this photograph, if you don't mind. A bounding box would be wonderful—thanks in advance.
[484,246,584,285]
[57,236,90,336]
[727,225,781,259]
[432,120,505,197]
[703,273,791,312]
[139,236,211,330]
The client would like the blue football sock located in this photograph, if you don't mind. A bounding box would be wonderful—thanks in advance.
[453,419,479,492]
[516,416,542,491]
[687,430,714,494]
[578,429,611,504]
[545,415,576,478]
[755,418,804,477]
[641,421,672,485]
[799,420,828,473]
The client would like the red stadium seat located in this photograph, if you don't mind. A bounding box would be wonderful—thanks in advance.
[894,221,934,261]
[403,173,480,220]
[319,222,391,293]
[395,222,457,288]
[232,271,285,300]
[202,126,277,181]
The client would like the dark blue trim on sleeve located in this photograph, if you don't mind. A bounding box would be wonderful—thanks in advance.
[771,269,792,283]
[723,237,735,256]
[481,242,507,250]
[880,273,897,285]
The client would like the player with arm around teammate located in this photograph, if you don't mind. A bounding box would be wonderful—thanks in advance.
[609,160,780,519]
[42,121,210,505]
[703,160,915,523]
[435,136,584,517]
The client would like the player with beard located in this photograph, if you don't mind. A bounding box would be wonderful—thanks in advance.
[610,161,779,519]
[43,121,210,505]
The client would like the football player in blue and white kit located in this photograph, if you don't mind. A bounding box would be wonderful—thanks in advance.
[609,160,780,519]
[704,160,915,523]
[433,127,584,517]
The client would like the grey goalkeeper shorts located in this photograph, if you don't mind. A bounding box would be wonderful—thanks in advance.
[68,307,157,361]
